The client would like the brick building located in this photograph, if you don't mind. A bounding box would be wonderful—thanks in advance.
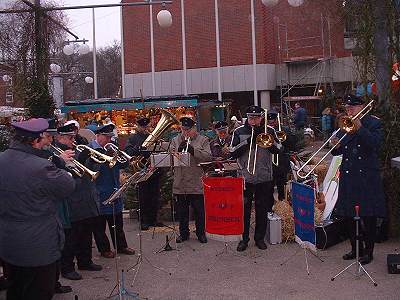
[122,0,355,115]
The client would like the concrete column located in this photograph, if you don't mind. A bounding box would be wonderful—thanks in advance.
[52,76,64,108]
[260,90,271,110]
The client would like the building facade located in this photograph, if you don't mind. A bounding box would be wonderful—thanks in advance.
[122,0,355,113]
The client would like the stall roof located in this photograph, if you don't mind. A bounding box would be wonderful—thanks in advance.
[61,95,199,114]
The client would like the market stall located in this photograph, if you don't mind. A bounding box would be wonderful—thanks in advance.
[61,95,201,138]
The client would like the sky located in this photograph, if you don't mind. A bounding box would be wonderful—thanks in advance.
[1,0,121,47]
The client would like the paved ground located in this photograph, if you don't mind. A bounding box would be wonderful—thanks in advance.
[38,218,398,300]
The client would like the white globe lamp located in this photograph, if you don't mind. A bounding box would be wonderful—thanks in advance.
[78,44,90,55]
[85,76,94,84]
[2,74,11,82]
[63,44,74,56]
[50,63,61,73]
[157,10,172,28]
[261,0,279,6]
[288,0,304,7]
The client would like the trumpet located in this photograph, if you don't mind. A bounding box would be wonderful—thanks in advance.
[296,100,374,179]
[74,143,118,168]
[247,109,275,175]
[104,143,134,164]
[49,145,99,181]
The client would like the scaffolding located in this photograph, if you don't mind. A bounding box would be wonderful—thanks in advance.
[276,14,334,119]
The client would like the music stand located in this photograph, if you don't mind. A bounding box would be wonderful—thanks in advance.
[123,173,171,287]
[103,195,139,299]
[330,206,377,286]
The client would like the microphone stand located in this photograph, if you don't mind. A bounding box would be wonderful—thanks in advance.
[331,205,377,286]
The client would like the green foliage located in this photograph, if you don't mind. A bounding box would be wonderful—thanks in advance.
[379,103,400,236]
[24,79,54,118]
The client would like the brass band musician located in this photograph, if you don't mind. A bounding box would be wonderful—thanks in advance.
[210,121,231,160]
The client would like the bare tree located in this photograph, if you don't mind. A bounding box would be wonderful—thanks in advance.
[0,1,67,116]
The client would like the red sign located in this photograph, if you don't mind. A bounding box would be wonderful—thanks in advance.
[203,177,244,235]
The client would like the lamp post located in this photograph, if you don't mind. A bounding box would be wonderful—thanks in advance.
[149,1,173,96]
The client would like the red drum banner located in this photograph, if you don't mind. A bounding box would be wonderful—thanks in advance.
[203,177,244,235]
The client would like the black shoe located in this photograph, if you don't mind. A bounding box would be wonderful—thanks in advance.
[237,240,248,252]
[141,224,150,231]
[359,254,373,265]
[62,271,82,281]
[197,235,208,243]
[55,285,72,294]
[78,263,102,271]
[176,235,189,243]
[255,240,268,250]
[342,251,356,260]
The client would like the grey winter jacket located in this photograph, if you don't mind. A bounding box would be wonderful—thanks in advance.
[171,133,212,194]
[230,122,281,184]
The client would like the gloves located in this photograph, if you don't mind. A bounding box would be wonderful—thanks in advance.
[177,141,188,152]
[186,144,194,156]
[77,147,90,164]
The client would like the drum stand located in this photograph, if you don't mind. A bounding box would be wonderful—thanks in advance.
[331,206,377,286]
[280,241,324,275]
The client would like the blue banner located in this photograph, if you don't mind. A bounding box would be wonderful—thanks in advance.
[291,182,316,250]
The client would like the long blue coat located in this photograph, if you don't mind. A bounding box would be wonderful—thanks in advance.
[331,114,386,217]
[0,141,75,267]
[88,140,127,215]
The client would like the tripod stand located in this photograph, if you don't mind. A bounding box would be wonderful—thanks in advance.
[280,241,324,275]
[331,206,377,286]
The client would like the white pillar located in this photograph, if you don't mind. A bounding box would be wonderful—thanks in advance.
[250,0,257,105]
[181,0,188,95]
[120,6,126,98]
[214,0,222,102]
[92,8,98,99]
[52,76,64,108]
[260,91,271,110]
[150,0,156,96]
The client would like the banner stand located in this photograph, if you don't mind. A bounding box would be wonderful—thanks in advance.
[280,181,324,275]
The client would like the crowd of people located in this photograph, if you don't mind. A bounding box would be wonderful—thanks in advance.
[0,95,386,299]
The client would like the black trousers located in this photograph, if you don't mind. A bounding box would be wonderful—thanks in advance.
[138,175,160,226]
[346,216,377,255]
[243,181,274,242]
[93,213,128,252]
[61,217,96,274]
[175,194,205,238]
[5,261,57,300]
[271,172,287,201]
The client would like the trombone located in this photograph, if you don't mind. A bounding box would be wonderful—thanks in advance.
[296,100,374,179]
[247,109,275,175]
[272,113,287,166]
[74,143,118,168]
[49,145,99,181]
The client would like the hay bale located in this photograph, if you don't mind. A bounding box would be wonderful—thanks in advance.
[273,200,294,242]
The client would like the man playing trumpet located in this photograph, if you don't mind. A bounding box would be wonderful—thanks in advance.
[171,116,212,244]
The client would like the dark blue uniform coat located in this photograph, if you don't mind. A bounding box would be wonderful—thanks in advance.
[331,115,386,217]
[0,141,75,267]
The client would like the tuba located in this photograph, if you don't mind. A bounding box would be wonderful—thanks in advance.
[131,109,179,171]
